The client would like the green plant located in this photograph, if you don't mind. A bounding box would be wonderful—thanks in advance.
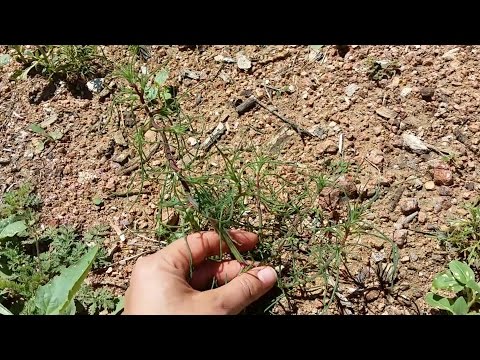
[111,56,397,314]
[0,185,117,315]
[10,45,109,82]
[437,202,480,267]
[425,260,480,315]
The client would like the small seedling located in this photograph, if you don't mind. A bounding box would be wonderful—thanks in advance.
[437,202,480,267]
[425,260,480,315]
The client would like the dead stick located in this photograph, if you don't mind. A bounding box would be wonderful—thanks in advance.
[253,97,313,137]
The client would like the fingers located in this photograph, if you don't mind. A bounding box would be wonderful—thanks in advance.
[190,260,261,290]
[202,266,278,314]
[153,230,258,276]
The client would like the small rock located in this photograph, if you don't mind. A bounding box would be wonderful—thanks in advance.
[0,157,10,165]
[337,175,358,198]
[113,130,128,147]
[214,55,236,63]
[419,87,434,99]
[371,251,385,263]
[78,171,98,185]
[400,255,410,263]
[400,87,412,97]
[320,140,338,154]
[105,178,116,191]
[368,149,384,165]
[86,78,104,93]
[399,198,419,215]
[424,181,435,190]
[376,107,398,120]
[438,186,452,196]
[106,266,113,274]
[345,83,359,97]
[442,47,460,60]
[393,229,408,248]
[308,124,324,138]
[433,164,453,186]
[418,211,427,224]
[365,289,380,302]
[236,53,251,70]
[144,130,157,143]
[370,237,384,250]
[413,178,423,190]
[112,151,129,165]
[187,137,198,146]
[402,132,429,154]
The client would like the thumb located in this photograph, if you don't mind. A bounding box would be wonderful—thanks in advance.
[205,266,278,314]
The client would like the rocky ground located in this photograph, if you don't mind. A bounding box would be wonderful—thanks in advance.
[1,45,479,314]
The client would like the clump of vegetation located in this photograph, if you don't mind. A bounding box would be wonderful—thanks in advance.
[112,56,397,314]
[437,202,480,268]
[426,260,480,315]
[366,57,400,81]
[0,184,119,315]
[10,45,110,82]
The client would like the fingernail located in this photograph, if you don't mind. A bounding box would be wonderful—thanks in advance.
[257,267,277,286]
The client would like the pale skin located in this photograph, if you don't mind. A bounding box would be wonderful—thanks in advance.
[124,230,277,315]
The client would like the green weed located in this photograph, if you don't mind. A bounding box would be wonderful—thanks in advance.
[0,186,118,315]
[426,260,480,315]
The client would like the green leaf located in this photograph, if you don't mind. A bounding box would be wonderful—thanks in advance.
[48,130,63,141]
[61,300,76,315]
[17,63,37,80]
[111,296,124,315]
[425,292,454,314]
[144,86,158,102]
[29,123,47,135]
[452,296,469,315]
[0,220,27,240]
[432,270,463,293]
[0,54,11,67]
[154,69,169,86]
[92,197,104,206]
[0,303,13,315]
[449,260,474,285]
[35,245,98,315]
[466,279,480,294]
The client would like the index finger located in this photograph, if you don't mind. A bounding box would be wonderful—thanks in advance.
[153,230,258,276]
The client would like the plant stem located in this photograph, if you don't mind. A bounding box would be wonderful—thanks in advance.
[128,81,245,264]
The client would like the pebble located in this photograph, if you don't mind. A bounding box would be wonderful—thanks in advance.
[400,87,412,97]
[106,267,113,274]
[112,151,129,165]
[187,137,198,146]
[393,229,408,248]
[424,181,435,190]
[376,107,398,119]
[433,164,453,186]
[345,83,359,97]
[113,130,128,147]
[86,78,104,93]
[144,130,157,142]
[419,87,434,99]
[402,132,429,154]
[399,198,419,215]
[368,149,384,165]
[438,186,452,196]
[337,175,358,198]
[321,140,338,154]
[236,53,252,70]
[365,290,380,302]
[0,157,10,165]
[418,211,427,224]
[442,47,460,60]
[400,255,410,263]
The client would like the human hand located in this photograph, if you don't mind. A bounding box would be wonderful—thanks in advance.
[123,230,277,315]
